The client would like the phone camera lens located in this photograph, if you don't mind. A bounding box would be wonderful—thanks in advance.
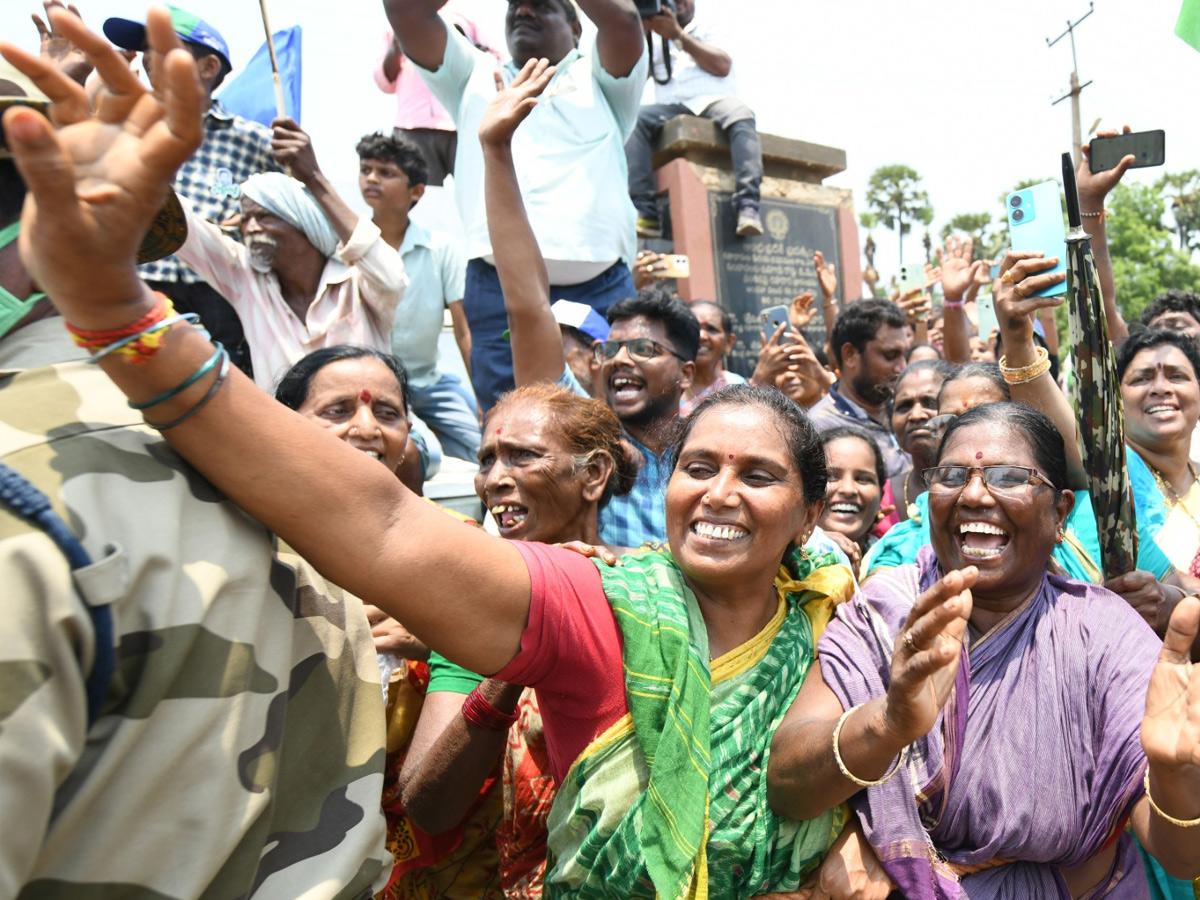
[1009,195,1022,209]
[1012,209,1025,222]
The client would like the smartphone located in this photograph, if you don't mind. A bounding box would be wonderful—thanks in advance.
[1005,181,1067,298]
[1089,129,1165,174]
[657,254,690,279]
[761,305,794,342]
[976,293,999,339]
[897,262,925,298]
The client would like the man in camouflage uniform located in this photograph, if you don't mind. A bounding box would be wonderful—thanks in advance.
[0,69,391,900]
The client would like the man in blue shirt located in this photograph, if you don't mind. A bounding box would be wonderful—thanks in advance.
[384,0,648,412]
[357,132,480,462]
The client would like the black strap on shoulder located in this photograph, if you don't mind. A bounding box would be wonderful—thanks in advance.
[0,462,113,727]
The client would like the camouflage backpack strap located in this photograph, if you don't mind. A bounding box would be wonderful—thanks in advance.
[0,462,113,727]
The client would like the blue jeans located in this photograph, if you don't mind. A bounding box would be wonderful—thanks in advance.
[626,99,763,217]
[408,371,481,463]
[464,258,636,413]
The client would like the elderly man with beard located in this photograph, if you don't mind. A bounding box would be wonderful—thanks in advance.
[809,299,910,477]
[173,118,407,392]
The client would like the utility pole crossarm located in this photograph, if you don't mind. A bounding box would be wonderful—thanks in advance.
[1047,2,1095,170]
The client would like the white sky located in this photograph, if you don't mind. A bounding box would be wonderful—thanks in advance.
[3,0,1197,294]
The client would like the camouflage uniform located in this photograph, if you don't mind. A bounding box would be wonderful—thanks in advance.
[0,318,391,899]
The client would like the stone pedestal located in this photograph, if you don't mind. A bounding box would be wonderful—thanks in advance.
[650,116,859,377]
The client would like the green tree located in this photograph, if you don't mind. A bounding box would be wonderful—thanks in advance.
[940,212,1004,260]
[865,165,933,265]
[1156,169,1200,253]
[1106,182,1200,322]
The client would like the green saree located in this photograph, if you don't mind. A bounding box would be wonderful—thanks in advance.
[544,549,851,900]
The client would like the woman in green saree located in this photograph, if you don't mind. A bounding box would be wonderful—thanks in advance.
[0,19,873,900]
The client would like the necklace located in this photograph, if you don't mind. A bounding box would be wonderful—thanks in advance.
[1148,461,1200,530]
[902,470,921,520]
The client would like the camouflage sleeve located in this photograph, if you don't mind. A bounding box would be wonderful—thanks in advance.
[0,530,92,897]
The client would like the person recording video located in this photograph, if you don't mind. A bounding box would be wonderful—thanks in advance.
[626,0,765,238]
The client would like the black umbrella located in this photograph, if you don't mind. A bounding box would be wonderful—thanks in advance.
[1061,152,1138,579]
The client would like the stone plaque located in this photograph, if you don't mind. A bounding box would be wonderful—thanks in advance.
[708,192,841,378]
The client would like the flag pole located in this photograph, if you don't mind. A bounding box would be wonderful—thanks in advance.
[257,0,287,119]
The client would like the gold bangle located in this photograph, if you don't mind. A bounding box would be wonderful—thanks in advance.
[998,347,1051,385]
[832,703,905,788]
[1144,768,1200,828]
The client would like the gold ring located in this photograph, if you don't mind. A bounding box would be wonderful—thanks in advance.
[903,631,917,652]
[1000,270,1017,284]
[1014,282,1030,298]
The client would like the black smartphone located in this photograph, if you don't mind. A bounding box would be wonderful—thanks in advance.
[1089,130,1165,173]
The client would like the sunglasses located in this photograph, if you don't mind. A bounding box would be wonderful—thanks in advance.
[593,338,687,363]
[922,465,1052,495]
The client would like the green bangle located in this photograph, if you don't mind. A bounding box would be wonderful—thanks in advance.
[146,350,230,431]
[128,343,226,410]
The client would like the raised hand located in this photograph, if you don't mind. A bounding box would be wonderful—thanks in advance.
[645,8,683,40]
[751,321,807,385]
[814,250,838,301]
[633,250,667,290]
[478,58,555,150]
[270,116,321,181]
[895,288,931,324]
[1079,125,1135,212]
[883,567,975,744]
[937,235,975,302]
[1142,595,1200,772]
[32,1,92,85]
[790,292,818,328]
[0,6,203,323]
[992,249,1065,345]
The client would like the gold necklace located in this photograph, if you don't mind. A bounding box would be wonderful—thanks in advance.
[1148,461,1200,529]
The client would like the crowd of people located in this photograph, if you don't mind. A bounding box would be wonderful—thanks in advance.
[1,2,1199,900]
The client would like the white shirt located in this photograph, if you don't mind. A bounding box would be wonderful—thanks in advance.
[650,19,737,114]
[175,199,407,391]
[393,222,465,389]
[416,25,647,282]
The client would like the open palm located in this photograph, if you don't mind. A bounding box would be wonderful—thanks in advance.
[1142,596,1200,770]
[0,7,201,308]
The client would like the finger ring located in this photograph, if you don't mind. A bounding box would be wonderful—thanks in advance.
[903,631,917,652]
[1014,282,1030,298]
[1000,270,1017,284]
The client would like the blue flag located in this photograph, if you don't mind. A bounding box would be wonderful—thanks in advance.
[217,25,302,126]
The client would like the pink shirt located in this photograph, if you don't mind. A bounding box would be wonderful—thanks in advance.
[373,10,499,132]
[496,542,627,783]
[175,199,407,391]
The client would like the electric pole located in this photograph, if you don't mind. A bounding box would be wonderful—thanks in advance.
[1048,3,1095,169]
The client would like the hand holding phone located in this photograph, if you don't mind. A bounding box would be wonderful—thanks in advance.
[1089,129,1164,174]
[657,254,690,279]
[761,305,794,341]
[1005,181,1067,299]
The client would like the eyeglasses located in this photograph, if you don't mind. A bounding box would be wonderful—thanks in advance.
[593,338,687,364]
[922,465,1053,495]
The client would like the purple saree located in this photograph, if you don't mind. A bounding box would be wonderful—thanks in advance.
[818,547,1162,899]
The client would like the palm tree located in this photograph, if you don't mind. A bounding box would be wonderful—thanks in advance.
[865,165,934,266]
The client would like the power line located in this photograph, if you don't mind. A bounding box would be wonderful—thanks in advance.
[1047,2,1095,169]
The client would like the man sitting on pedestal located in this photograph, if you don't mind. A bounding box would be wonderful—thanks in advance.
[626,0,764,238]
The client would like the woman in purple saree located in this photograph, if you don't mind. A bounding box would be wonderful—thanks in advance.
[767,401,1200,899]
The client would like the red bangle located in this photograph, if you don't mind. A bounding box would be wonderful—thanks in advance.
[461,685,519,732]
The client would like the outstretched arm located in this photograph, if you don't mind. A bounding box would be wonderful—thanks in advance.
[0,6,530,678]
[579,0,644,78]
[1133,595,1200,879]
[991,249,1083,489]
[768,568,975,820]
[382,0,449,71]
[481,60,566,387]
[1079,127,1137,345]
[270,116,358,244]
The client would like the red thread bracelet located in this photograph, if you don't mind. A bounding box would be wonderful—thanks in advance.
[66,292,168,346]
[461,685,519,732]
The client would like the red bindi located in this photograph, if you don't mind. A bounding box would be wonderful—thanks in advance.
[359,390,372,403]
[975,451,983,459]
[728,454,734,459]
[496,427,502,435]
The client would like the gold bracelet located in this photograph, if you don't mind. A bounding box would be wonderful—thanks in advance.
[998,347,1051,385]
[1144,768,1200,828]
[832,703,905,788]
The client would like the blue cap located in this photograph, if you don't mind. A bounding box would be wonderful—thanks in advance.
[550,299,610,343]
[104,6,231,73]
